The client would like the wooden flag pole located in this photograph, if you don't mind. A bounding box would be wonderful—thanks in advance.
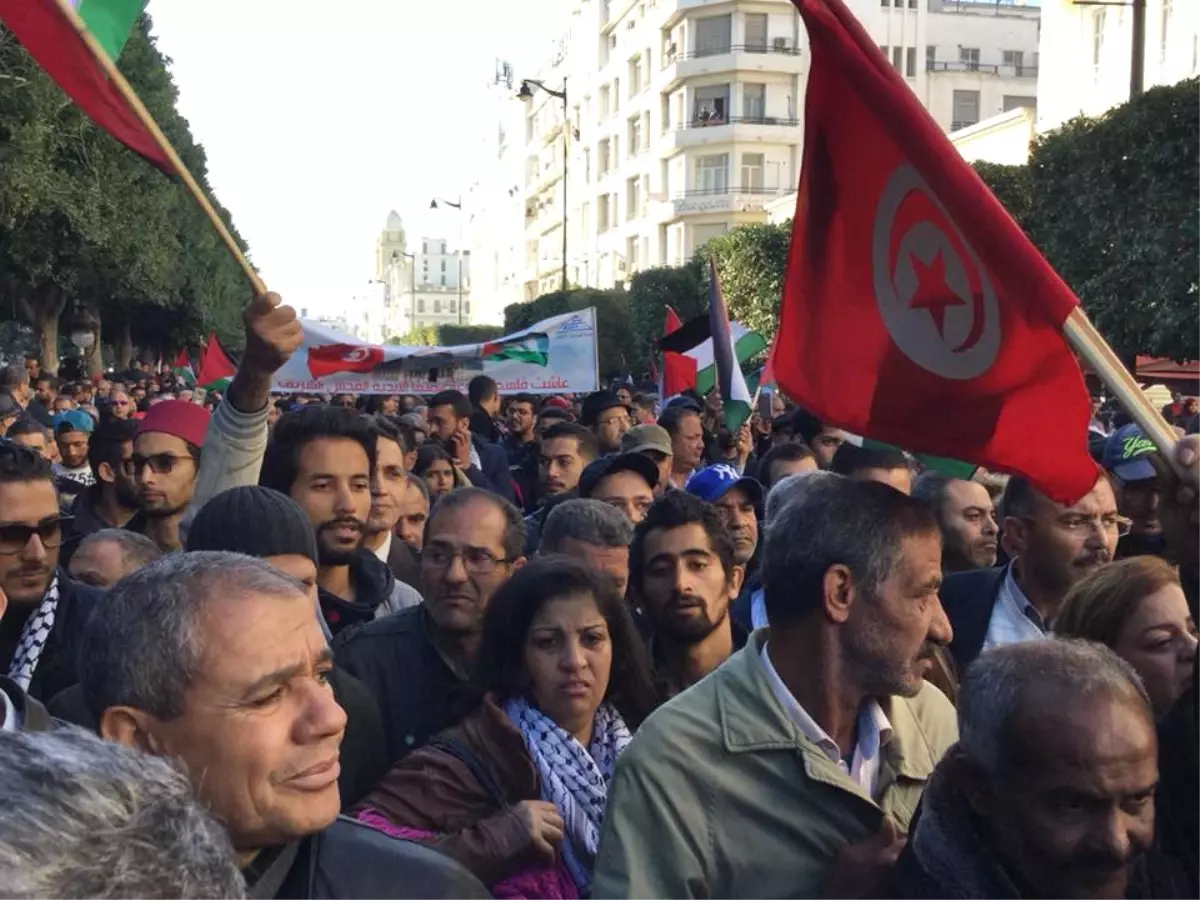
[54,0,267,296]
[1062,307,1181,466]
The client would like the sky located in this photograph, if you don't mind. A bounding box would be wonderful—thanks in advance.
[145,0,562,318]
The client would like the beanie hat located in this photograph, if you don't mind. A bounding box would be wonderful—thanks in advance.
[185,486,318,562]
[137,399,210,448]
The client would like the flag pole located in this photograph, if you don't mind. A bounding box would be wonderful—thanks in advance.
[1062,307,1181,462]
[53,0,267,297]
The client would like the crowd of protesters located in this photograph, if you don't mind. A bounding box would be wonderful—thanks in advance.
[0,291,1197,899]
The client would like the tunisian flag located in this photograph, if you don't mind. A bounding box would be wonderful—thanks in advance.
[660,307,698,398]
[307,343,385,379]
[776,0,1097,503]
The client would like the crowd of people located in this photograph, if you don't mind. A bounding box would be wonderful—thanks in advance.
[0,291,1196,899]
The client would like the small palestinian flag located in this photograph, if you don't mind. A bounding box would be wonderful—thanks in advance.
[171,350,195,387]
[482,333,550,367]
[196,335,236,391]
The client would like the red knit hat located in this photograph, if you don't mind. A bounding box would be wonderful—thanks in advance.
[136,399,211,448]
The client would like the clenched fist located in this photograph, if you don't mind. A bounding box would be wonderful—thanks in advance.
[243,291,303,375]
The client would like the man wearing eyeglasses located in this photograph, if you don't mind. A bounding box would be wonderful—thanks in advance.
[0,443,103,714]
[581,390,632,456]
[127,399,211,553]
[336,487,527,764]
[939,474,1123,671]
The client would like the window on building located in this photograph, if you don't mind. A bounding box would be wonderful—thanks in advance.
[583,147,591,183]
[959,47,980,70]
[599,85,611,120]
[694,14,732,56]
[422,241,428,253]
[692,222,728,252]
[598,138,610,177]
[435,299,441,313]
[904,46,916,77]
[695,153,729,193]
[627,236,640,271]
[1092,9,1106,68]
[693,83,730,124]
[418,298,425,313]
[441,259,447,272]
[951,89,980,130]
[1002,49,1025,73]
[628,55,643,96]
[741,152,765,191]
[465,300,470,314]
[662,159,672,197]
[880,0,887,6]
[744,13,768,52]
[926,44,936,70]
[612,134,620,167]
[613,78,621,111]
[449,300,456,313]
[1002,95,1037,113]
[892,46,903,70]
[742,83,766,121]
[1161,0,1172,62]
[661,94,671,131]
[641,174,649,215]
[908,0,917,8]
[626,176,641,220]
[628,115,643,155]
[598,195,611,232]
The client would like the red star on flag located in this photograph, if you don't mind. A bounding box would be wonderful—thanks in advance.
[907,249,966,339]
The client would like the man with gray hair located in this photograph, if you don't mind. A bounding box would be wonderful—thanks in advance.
[893,638,1161,899]
[77,551,489,898]
[0,727,245,898]
[394,472,430,556]
[541,497,633,597]
[595,476,956,899]
[67,527,163,588]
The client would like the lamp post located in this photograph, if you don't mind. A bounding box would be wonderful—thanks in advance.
[517,77,569,293]
[430,196,466,325]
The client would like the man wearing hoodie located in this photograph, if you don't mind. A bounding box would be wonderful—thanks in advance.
[260,405,419,635]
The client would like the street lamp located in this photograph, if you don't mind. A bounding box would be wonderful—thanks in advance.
[518,77,569,293]
[430,196,466,325]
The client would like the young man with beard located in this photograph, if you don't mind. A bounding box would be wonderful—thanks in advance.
[595,476,956,899]
[425,389,513,502]
[60,419,139,566]
[51,411,96,508]
[363,417,422,596]
[128,400,210,553]
[940,473,1121,670]
[0,443,103,708]
[912,472,1000,574]
[260,405,416,636]
[503,392,540,512]
[630,491,746,698]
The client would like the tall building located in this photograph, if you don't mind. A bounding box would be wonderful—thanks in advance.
[1036,0,1198,132]
[473,0,1040,301]
[375,212,473,338]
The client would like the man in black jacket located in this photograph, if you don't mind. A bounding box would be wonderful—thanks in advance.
[0,442,103,704]
[939,473,1119,671]
[77,552,488,899]
[426,389,514,502]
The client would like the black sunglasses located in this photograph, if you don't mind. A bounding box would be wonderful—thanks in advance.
[123,453,197,475]
[0,516,72,553]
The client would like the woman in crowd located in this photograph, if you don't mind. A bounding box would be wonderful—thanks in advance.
[414,443,466,504]
[355,556,657,898]
[1055,555,1197,717]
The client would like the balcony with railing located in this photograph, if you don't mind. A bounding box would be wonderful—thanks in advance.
[926,60,1039,78]
[667,185,784,217]
[659,41,804,85]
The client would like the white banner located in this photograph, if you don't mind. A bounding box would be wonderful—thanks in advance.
[273,308,599,396]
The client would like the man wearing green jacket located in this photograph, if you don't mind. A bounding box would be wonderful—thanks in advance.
[594,472,958,899]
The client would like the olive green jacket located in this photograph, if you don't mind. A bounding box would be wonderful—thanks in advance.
[593,631,958,899]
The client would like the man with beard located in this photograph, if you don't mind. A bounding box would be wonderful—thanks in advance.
[581,390,632,456]
[629,491,746,698]
[363,417,422,596]
[260,405,410,636]
[913,472,999,573]
[60,420,139,567]
[128,400,210,553]
[940,474,1121,670]
[893,639,1159,900]
[336,488,526,763]
[1103,423,1168,559]
[503,392,539,512]
[51,411,96,511]
[426,389,513,502]
[595,476,956,899]
[0,443,103,707]
[791,408,850,470]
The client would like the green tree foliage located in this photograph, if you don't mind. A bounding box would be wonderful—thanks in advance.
[694,221,792,338]
[0,16,251,373]
[626,263,705,374]
[972,161,1033,228]
[505,288,635,381]
[388,324,504,346]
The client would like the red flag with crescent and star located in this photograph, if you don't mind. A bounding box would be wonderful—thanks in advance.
[775,0,1098,503]
[307,343,385,379]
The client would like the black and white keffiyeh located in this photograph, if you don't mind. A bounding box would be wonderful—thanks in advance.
[504,695,632,894]
[6,572,59,691]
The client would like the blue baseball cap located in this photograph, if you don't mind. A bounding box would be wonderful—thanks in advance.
[52,410,94,435]
[1101,423,1157,482]
[684,464,763,510]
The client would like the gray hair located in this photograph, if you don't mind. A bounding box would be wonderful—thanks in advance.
[762,473,939,626]
[0,363,28,391]
[959,637,1153,779]
[79,551,308,722]
[764,468,830,526]
[404,471,430,504]
[77,528,164,571]
[0,727,244,898]
[541,498,633,552]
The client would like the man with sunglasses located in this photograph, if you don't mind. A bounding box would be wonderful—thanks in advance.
[0,443,103,712]
[127,399,211,553]
[939,474,1123,671]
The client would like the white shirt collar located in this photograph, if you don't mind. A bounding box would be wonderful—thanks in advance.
[0,685,20,733]
[372,530,392,564]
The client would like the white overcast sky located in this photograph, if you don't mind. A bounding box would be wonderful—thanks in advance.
[146,0,561,317]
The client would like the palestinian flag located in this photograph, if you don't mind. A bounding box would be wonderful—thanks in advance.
[844,434,978,480]
[482,333,550,367]
[196,335,236,392]
[657,312,768,397]
[0,0,173,171]
[171,350,195,387]
[708,258,753,431]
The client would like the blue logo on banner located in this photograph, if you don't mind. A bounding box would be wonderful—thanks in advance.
[557,315,593,335]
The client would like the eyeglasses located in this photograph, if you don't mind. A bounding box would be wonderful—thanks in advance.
[598,415,632,429]
[123,453,197,476]
[421,545,512,575]
[0,517,72,554]
[1026,514,1132,538]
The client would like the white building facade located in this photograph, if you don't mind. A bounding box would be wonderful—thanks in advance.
[1036,0,1198,133]
[374,212,473,338]
[475,0,1041,301]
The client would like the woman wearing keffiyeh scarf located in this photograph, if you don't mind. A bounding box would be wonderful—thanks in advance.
[356,556,658,898]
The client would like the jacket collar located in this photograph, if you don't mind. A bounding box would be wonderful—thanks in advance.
[716,631,941,783]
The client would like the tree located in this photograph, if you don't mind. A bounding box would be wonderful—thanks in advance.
[505,288,635,382]
[972,161,1033,229]
[694,221,792,339]
[626,263,705,375]
[387,324,504,347]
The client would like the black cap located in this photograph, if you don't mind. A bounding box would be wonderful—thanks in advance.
[186,486,319,563]
[578,453,659,498]
[580,391,630,428]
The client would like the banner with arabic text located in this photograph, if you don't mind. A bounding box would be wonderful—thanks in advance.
[272,308,599,396]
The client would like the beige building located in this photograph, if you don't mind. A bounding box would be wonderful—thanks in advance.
[375,212,473,337]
